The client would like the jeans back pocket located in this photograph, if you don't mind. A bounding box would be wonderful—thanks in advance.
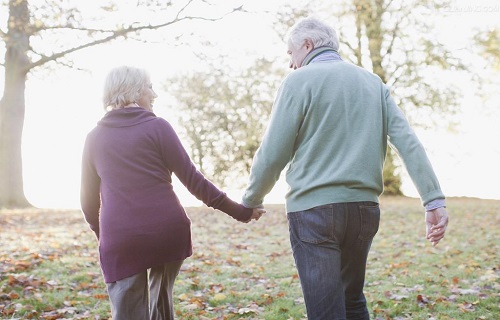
[290,205,335,244]
[358,204,380,241]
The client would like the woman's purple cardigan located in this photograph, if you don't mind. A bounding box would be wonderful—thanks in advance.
[80,107,252,283]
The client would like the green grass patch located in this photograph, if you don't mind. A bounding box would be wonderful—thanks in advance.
[1,197,498,319]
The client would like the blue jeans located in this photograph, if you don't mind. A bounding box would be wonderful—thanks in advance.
[287,202,380,320]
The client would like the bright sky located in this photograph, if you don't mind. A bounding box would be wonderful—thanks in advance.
[1,0,499,209]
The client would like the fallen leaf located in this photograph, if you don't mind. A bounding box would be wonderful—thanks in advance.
[417,294,429,307]
[213,293,226,301]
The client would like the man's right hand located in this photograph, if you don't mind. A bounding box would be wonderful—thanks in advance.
[248,207,266,222]
[425,207,449,246]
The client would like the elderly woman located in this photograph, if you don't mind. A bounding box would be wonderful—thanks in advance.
[81,65,264,320]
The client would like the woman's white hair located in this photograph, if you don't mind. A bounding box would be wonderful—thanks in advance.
[288,16,339,51]
[103,66,151,110]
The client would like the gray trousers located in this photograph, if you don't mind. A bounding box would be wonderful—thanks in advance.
[106,260,183,320]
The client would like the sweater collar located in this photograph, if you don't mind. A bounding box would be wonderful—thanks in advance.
[98,107,157,128]
[301,46,342,67]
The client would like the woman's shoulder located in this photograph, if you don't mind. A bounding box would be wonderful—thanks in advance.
[149,117,182,140]
[151,116,175,130]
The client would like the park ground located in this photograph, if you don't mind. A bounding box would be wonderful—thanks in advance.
[0,196,499,319]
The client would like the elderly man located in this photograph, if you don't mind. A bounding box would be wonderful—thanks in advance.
[242,17,449,319]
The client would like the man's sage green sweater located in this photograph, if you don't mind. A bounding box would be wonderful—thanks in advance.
[242,60,444,213]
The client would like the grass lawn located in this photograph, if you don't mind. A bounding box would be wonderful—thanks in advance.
[0,196,498,319]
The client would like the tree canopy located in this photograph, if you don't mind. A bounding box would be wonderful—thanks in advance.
[167,0,471,194]
[166,57,285,187]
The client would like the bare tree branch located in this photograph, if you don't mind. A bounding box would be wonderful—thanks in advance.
[337,25,357,57]
[23,0,244,71]
[26,28,128,71]
[54,58,88,72]
[33,24,124,34]
[383,0,395,11]
[389,63,406,87]
[340,37,357,56]
[35,7,240,34]
[26,5,240,72]
[383,18,401,56]
[176,0,196,19]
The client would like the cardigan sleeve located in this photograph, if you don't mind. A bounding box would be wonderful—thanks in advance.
[158,120,252,222]
[80,133,101,238]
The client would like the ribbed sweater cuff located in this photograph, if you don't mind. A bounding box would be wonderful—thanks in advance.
[424,198,446,211]
[216,196,253,222]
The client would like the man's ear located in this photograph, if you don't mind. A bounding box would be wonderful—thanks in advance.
[304,39,314,52]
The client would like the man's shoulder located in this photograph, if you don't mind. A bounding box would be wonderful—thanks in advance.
[329,61,382,80]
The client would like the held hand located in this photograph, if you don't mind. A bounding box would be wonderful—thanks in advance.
[252,207,266,221]
[246,207,266,223]
[425,207,449,246]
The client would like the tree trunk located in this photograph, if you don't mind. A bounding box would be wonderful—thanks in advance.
[364,0,387,83]
[0,0,31,208]
[352,0,401,195]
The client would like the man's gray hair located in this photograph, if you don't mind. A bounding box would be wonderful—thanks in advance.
[288,17,339,51]
[103,66,151,110]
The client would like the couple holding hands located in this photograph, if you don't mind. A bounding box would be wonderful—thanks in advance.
[81,17,448,320]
